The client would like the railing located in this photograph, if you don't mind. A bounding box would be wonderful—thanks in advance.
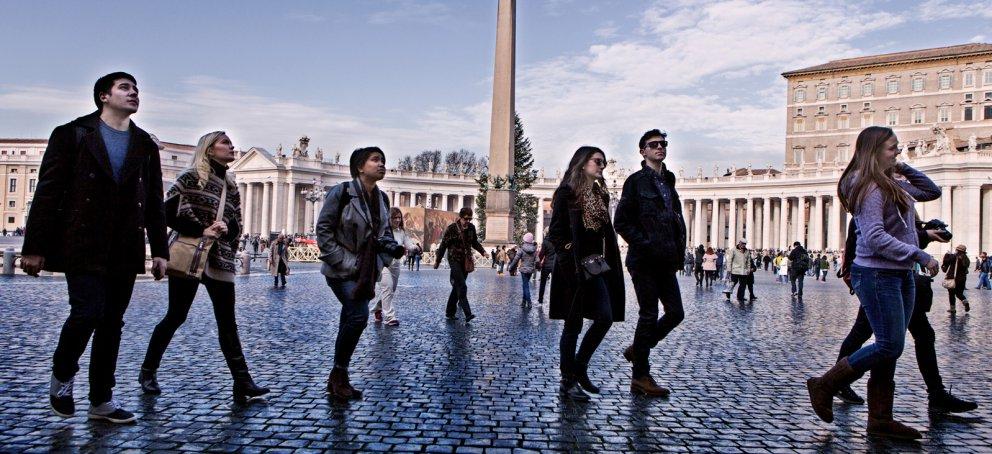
[288,246,320,262]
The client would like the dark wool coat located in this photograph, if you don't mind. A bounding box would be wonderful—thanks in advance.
[613,162,687,272]
[546,185,625,322]
[22,111,169,275]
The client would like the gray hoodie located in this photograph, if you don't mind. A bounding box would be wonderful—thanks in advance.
[509,241,538,274]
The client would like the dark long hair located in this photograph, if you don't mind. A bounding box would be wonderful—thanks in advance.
[389,207,404,230]
[837,126,911,214]
[557,146,607,199]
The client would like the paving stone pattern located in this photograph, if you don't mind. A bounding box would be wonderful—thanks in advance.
[1,265,990,452]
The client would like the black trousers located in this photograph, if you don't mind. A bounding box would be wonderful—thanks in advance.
[142,275,250,379]
[538,268,552,302]
[731,273,755,300]
[560,275,613,375]
[629,268,684,378]
[837,275,944,393]
[445,260,473,317]
[53,273,137,405]
[947,283,967,307]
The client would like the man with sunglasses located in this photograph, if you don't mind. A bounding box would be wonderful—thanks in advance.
[614,129,687,397]
[434,207,488,323]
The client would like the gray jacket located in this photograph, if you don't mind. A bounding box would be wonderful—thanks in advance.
[315,179,397,280]
[509,242,538,274]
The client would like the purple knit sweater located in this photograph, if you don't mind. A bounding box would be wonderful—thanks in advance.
[847,165,941,270]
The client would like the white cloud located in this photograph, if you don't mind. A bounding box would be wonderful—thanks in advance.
[594,21,619,39]
[915,0,992,21]
[971,34,988,43]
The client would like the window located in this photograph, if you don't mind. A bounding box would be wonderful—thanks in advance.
[815,118,826,131]
[815,148,826,163]
[984,70,992,85]
[863,101,871,109]
[985,91,992,101]
[862,82,874,97]
[912,109,925,124]
[838,116,850,129]
[7,201,14,208]
[838,84,850,98]
[7,217,14,224]
[794,118,805,132]
[793,148,804,165]
[861,113,873,127]
[986,105,992,120]
[817,86,827,100]
[912,77,924,92]
[840,103,848,112]
[29,179,36,193]
[817,106,825,114]
[794,88,806,102]
[797,107,804,116]
[964,71,975,87]
[886,111,898,126]
[964,106,973,121]
[938,106,950,122]
[887,80,899,94]
[8,179,16,193]
[965,93,974,102]
[939,74,952,90]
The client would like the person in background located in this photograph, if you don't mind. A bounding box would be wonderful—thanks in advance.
[701,247,717,287]
[975,251,991,290]
[508,232,539,307]
[371,207,416,326]
[268,234,290,288]
[941,244,971,313]
[537,234,556,305]
[434,207,488,322]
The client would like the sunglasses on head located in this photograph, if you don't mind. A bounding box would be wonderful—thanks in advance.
[645,140,668,150]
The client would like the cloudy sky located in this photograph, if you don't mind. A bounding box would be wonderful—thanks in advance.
[1,0,989,174]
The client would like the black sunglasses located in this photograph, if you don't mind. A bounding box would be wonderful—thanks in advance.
[590,158,608,168]
[645,140,668,149]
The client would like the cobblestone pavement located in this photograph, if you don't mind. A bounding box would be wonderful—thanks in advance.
[1,264,990,452]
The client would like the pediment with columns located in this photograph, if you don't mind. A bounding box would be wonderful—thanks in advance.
[230,147,281,172]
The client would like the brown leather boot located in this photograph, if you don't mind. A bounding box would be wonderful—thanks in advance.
[630,375,670,397]
[622,345,635,363]
[866,378,923,440]
[327,368,353,401]
[341,369,363,400]
[806,357,859,423]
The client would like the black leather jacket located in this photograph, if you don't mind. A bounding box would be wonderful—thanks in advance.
[613,162,687,272]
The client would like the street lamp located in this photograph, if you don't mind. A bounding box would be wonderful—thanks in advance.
[301,178,327,236]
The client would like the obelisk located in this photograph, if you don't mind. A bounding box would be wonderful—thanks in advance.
[484,0,515,244]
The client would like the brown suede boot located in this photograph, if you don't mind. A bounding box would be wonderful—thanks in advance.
[327,368,353,401]
[341,369,363,400]
[866,378,923,440]
[806,357,859,423]
[630,375,670,397]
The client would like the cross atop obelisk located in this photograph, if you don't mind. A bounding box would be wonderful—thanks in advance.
[484,0,516,244]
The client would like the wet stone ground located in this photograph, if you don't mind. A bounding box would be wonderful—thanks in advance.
[0,263,990,452]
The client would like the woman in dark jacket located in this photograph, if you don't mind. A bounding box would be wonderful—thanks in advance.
[547,146,625,401]
[140,131,269,404]
[942,244,970,313]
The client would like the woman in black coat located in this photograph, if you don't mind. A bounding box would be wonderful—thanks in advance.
[547,146,625,401]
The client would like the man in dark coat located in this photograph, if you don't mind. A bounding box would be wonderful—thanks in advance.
[21,72,169,424]
[614,129,686,397]
[788,241,809,298]
[434,207,488,323]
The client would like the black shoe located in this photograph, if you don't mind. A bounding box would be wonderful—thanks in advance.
[722,291,731,299]
[929,390,978,413]
[749,295,757,301]
[836,385,865,405]
[575,365,600,394]
[559,380,590,402]
[465,314,476,324]
[138,368,161,395]
[445,315,457,320]
[233,381,271,404]
[88,402,136,424]
[49,377,74,417]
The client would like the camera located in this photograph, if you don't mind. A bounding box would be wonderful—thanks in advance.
[377,239,406,259]
[918,219,952,241]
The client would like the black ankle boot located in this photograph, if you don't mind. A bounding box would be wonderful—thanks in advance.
[138,368,161,395]
[575,363,600,394]
[229,355,269,404]
[559,376,590,402]
[929,389,978,413]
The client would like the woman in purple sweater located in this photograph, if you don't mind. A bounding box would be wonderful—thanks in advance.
[806,126,941,440]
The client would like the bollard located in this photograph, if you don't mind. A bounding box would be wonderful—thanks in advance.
[2,248,15,276]
[240,252,251,275]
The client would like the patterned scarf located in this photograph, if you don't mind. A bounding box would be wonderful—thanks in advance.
[580,181,609,231]
[169,169,242,281]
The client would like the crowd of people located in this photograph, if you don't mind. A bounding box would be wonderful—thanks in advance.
[17,73,982,441]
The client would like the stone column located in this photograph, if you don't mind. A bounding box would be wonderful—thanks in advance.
[692,199,704,247]
[710,199,720,248]
[796,197,807,247]
[727,199,738,247]
[483,0,516,244]
[243,183,255,234]
[779,198,789,249]
[260,182,272,236]
[963,185,982,252]
[761,197,771,250]
[745,197,754,243]
[812,195,823,251]
[304,193,314,235]
[828,195,842,251]
[941,185,953,255]
[536,199,545,245]
[286,182,297,234]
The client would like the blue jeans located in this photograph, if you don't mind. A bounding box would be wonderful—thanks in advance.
[977,271,990,289]
[847,265,915,377]
[325,277,370,370]
[520,272,532,302]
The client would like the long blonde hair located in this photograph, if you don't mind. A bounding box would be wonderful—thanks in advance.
[190,131,234,189]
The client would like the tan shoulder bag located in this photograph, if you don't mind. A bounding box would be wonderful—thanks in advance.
[166,182,227,280]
